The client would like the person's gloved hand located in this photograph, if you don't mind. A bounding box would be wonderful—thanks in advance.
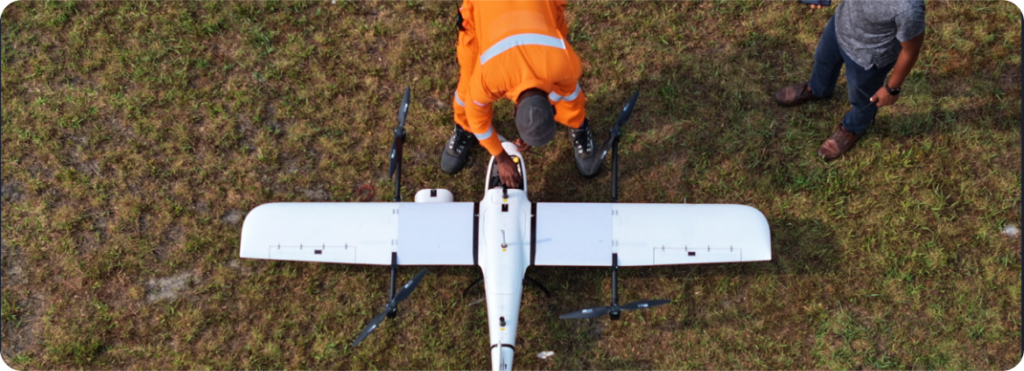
[495,151,522,189]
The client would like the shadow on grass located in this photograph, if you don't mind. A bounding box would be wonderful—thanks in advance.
[517,216,836,357]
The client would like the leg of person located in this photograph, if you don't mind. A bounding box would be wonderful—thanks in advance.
[442,84,478,175]
[442,9,480,175]
[569,118,598,176]
[553,85,601,177]
[817,50,894,160]
[776,17,844,106]
[842,55,892,134]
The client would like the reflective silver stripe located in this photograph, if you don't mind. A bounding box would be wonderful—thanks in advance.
[454,92,465,107]
[479,33,566,65]
[474,100,488,107]
[563,84,582,101]
[474,126,494,140]
[549,84,581,102]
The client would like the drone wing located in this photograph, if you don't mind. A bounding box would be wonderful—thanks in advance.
[533,203,771,267]
[240,202,475,265]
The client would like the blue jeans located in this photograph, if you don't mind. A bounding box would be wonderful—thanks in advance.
[808,17,896,134]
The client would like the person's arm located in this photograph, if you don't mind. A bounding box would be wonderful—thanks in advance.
[465,72,522,188]
[553,0,569,37]
[457,4,478,67]
[870,32,924,107]
[884,32,924,93]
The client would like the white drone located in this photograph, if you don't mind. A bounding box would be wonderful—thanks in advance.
[239,88,772,370]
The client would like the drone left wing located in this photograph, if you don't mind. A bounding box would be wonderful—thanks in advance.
[240,202,475,266]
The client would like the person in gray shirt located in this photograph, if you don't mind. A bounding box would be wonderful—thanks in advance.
[775,0,926,161]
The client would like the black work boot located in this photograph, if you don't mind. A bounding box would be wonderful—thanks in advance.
[441,125,477,174]
[570,119,601,177]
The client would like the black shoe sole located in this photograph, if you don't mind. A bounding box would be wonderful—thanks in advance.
[441,150,469,175]
[575,147,608,178]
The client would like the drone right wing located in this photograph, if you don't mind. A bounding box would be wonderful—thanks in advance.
[533,203,771,267]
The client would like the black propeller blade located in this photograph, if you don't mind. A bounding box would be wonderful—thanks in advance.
[608,89,640,146]
[620,299,670,311]
[578,90,640,176]
[559,306,612,320]
[560,254,667,321]
[559,299,670,320]
[388,86,411,180]
[352,311,389,348]
[352,268,428,348]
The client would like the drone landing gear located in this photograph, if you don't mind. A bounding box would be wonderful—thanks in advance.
[462,277,483,297]
[462,275,551,298]
[524,275,551,297]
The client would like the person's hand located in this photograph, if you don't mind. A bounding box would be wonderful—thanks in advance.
[495,152,522,189]
[869,87,899,107]
[513,138,532,153]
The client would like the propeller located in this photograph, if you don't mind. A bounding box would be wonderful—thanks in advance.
[607,89,640,150]
[388,86,411,202]
[559,299,670,320]
[577,90,640,177]
[352,268,428,348]
[560,253,668,320]
[602,89,634,202]
[388,86,411,179]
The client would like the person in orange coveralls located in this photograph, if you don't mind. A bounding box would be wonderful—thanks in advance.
[441,0,600,188]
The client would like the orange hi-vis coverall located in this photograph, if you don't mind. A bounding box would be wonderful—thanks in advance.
[453,0,587,156]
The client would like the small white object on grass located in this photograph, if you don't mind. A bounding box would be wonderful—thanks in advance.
[537,351,555,360]
[1002,224,1020,238]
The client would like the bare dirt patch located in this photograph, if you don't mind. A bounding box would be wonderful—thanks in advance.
[145,271,196,302]
[155,224,185,262]
[999,66,1021,93]
[0,182,22,201]
[1,293,46,363]
[298,186,330,201]
[221,209,245,225]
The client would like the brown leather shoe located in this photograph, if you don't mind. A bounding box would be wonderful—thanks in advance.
[817,125,864,161]
[775,82,826,107]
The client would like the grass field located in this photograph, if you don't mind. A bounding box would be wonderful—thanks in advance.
[0,0,1021,369]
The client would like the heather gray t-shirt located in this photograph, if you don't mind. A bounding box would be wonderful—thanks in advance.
[834,0,926,70]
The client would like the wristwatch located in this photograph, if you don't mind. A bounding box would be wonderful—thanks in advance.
[886,84,901,96]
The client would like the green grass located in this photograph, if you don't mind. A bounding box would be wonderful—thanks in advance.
[1,0,1020,369]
